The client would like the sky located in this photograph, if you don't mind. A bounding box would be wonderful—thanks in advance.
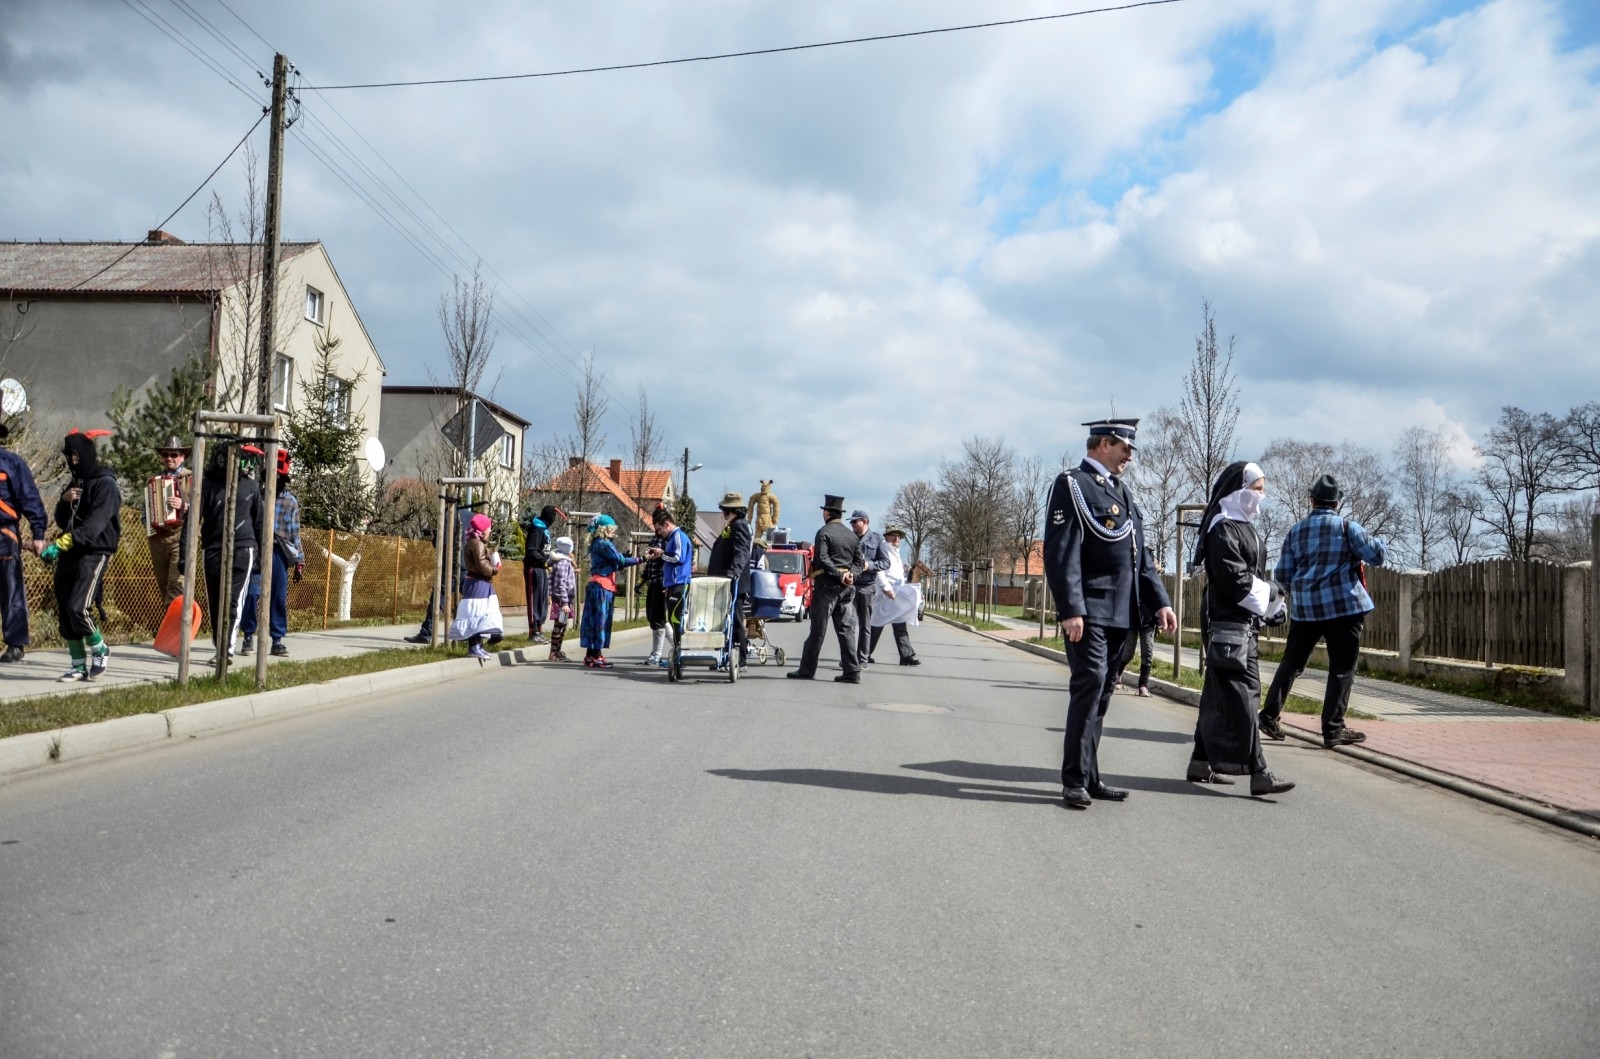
[2,0,1597,532]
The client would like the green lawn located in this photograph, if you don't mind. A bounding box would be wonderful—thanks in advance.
[926,607,1010,632]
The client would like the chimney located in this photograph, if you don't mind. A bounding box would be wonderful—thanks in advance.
[567,456,583,467]
[608,458,623,483]
[145,229,184,245]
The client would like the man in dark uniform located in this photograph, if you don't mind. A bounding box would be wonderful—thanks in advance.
[1043,419,1177,809]
[848,509,891,666]
[707,490,755,666]
[787,494,865,683]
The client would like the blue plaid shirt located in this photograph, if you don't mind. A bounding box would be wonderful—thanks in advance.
[1273,508,1386,623]
[274,491,303,563]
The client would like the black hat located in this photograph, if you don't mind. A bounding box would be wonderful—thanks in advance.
[821,494,845,512]
[1308,474,1343,504]
[156,435,190,455]
[1083,418,1140,448]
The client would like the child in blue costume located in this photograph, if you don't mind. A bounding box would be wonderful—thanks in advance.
[580,514,642,668]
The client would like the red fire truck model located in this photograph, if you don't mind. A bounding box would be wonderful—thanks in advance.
[763,534,813,621]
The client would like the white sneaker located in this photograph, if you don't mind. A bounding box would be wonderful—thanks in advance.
[643,654,660,666]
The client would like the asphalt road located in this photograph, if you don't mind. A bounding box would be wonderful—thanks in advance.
[3,619,1597,1058]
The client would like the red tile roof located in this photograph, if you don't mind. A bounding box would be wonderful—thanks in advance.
[0,241,318,296]
[536,463,659,526]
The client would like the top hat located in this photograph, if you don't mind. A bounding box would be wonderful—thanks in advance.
[1308,474,1343,504]
[1083,417,1140,448]
[156,435,190,455]
[821,494,846,512]
[718,491,746,511]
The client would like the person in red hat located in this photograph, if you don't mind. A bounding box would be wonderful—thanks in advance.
[50,430,123,681]
[240,448,303,657]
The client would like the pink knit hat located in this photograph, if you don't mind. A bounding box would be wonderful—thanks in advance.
[469,513,492,536]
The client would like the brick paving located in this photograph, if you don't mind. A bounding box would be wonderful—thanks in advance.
[966,614,1600,822]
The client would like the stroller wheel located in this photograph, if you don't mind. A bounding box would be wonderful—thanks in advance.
[728,658,739,683]
[775,648,787,666]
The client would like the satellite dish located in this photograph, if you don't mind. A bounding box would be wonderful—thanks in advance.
[363,436,387,469]
[0,379,27,416]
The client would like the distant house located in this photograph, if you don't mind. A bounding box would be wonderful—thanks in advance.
[0,231,386,470]
[378,386,530,525]
[528,458,671,529]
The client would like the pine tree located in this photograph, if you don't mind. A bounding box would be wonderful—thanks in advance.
[104,355,210,494]
[285,330,374,531]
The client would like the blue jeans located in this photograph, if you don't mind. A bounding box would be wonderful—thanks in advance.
[240,551,289,642]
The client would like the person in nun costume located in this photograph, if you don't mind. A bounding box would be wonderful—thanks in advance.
[1187,461,1296,797]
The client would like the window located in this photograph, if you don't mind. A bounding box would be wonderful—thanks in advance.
[498,433,516,470]
[304,285,324,324]
[272,355,294,411]
[325,376,351,428]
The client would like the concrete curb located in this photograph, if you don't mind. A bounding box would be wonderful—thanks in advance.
[943,617,1600,842]
[0,626,651,783]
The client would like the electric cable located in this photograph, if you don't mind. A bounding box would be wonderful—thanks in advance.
[305,0,1190,91]
[119,0,262,103]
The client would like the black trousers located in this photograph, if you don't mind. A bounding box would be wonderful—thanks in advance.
[1192,627,1268,775]
[1261,614,1365,737]
[869,622,916,662]
[204,545,256,651]
[645,582,667,629]
[53,551,110,641]
[797,580,859,678]
[526,566,549,633]
[1061,623,1134,790]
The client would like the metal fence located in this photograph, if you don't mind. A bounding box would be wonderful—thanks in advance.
[16,509,526,648]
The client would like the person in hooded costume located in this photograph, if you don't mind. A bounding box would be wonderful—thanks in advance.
[521,504,560,643]
[50,431,122,681]
[198,441,264,658]
[1188,460,1295,797]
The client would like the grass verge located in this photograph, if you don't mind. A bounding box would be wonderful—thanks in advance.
[0,618,648,741]
[928,607,1011,632]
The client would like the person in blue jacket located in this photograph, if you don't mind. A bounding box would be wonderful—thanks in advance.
[0,423,48,662]
[579,514,642,668]
[646,507,694,665]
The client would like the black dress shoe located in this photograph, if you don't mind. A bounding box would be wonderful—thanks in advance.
[1088,783,1129,801]
[786,671,814,680]
[1259,715,1286,741]
[1062,787,1092,809]
[899,657,920,666]
[834,674,861,684]
[0,644,23,663]
[403,633,429,644]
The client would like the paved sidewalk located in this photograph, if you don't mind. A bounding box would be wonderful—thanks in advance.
[977,613,1600,823]
[0,622,435,703]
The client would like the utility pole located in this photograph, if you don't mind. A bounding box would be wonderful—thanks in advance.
[256,52,290,417]
[680,447,701,505]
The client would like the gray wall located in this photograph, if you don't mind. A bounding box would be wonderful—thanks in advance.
[1,296,212,440]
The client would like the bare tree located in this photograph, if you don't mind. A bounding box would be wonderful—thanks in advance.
[934,436,1016,573]
[205,147,302,414]
[1258,438,1402,552]
[1006,454,1048,578]
[887,479,939,577]
[627,385,665,525]
[1439,488,1486,565]
[1124,405,1189,572]
[1392,425,1457,569]
[1476,406,1577,560]
[1543,493,1598,563]
[558,353,609,517]
[1565,401,1600,491]
[1175,300,1240,503]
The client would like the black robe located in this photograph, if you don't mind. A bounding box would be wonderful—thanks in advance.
[1195,519,1269,775]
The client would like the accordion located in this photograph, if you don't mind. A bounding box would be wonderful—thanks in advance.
[145,474,184,535]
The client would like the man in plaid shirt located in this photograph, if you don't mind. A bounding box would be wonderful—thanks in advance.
[1259,474,1387,748]
[241,449,305,658]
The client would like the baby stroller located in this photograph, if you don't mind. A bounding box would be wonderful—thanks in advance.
[742,568,787,666]
[668,576,741,683]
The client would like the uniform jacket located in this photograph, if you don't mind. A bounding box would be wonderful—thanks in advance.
[707,516,753,582]
[811,520,864,584]
[855,530,891,586]
[54,464,123,555]
[1043,460,1169,629]
[0,447,47,556]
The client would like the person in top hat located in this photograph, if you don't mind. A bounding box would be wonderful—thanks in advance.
[848,509,892,666]
[707,490,754,665]
[0,422,49,662]
[144,435,193,614]
[1258,472,1388,749]
[788,494,865,683]
[1043,418,1176,809]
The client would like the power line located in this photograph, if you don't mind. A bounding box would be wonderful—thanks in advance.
[67,112,269,291]
[215,0,278,54]
[304,0,1190,91]
[119,0,262,104]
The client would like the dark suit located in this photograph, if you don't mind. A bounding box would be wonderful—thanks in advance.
[1043,460,1171,791]
[795,520,864,678]
[852,529,890,664]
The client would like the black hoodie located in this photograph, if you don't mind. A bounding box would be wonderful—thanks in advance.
[54,434,123,554]
[198,444,263,554]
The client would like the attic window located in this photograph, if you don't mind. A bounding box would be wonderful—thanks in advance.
[305,285,325,324]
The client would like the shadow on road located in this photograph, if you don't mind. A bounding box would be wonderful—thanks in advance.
[1101,727,1193,745]
[903,760,1232,799]
[707,768,1058,805]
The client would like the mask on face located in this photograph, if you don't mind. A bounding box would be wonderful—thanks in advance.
[1233,488,1263,522]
